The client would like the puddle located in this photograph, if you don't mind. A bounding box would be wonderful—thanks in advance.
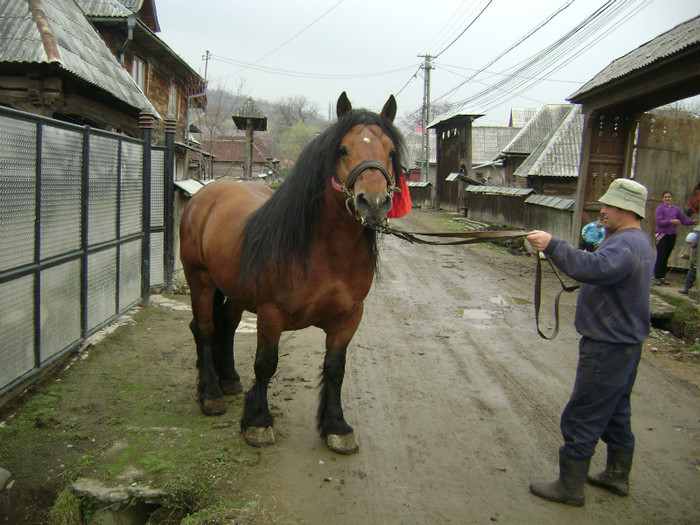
[461,309,493,320]
[489,295,531,306]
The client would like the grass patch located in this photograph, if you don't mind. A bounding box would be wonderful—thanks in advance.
[0,300,267,524]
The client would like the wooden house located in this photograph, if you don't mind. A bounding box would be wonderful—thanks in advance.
[497,104,574,188]
[0,0,159,135]
[512,105,582,197]
[471,126,522,186]
[201,134,277,182]
[77,0,206,177]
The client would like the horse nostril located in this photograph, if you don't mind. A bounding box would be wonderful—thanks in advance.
[355,192,370,212]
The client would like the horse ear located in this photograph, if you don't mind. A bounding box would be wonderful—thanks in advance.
[380,95,397,123]
[337,92,352,119]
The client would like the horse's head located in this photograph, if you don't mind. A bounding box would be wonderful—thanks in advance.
[333,92,399,226]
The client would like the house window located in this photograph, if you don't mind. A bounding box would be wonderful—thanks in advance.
[168,82,178,118]
[131,56,146,92]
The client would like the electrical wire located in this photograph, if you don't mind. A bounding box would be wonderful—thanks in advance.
[435,0,493,58]
[444,0,650,113]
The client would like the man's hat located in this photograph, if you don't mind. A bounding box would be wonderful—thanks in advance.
[598,178,648,218]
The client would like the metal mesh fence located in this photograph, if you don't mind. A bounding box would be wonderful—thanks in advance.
[0,107,172,397]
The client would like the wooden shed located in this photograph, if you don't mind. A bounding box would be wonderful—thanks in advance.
[429,113,482,211]
[568,15,700,249]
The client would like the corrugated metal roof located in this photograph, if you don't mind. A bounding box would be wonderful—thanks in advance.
[471,126,521,165]
[514,106,582,178]
[76,0,132,17]
[174,179,204,196]
[407,181,431,188]
[466,185,534,196]
[509,107,538,127]
[525,194,575,211]
[500,104,573,156]
[0,0,159,117]
[569,15,700,101]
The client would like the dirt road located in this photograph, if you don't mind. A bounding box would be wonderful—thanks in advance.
[234,210,700,524]
[2,209,698,524]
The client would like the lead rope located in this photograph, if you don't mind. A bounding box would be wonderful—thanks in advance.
[534,254,580,340]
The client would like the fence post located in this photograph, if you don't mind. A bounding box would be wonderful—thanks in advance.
[163,117,176,293]
[139,112,154,305]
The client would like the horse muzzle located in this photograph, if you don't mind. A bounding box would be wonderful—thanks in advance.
[334,160,395,226]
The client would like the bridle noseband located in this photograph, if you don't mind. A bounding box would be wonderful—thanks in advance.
[333,160,397,222]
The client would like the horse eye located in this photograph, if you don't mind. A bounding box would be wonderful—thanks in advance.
[389,149,396,159]
[339,146,348,157]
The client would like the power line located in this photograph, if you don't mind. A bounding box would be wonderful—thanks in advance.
[216,0,345,81]
[433,0,576,103]
[209,55,416,80]
[435,0,493,58]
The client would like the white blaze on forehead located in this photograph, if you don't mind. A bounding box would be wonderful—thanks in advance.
[362,136,372,143]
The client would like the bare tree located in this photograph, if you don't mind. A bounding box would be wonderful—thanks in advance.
[276,95,320,127]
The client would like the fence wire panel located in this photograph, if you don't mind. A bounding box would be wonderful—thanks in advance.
[41,126,83,259]
[0,114,36,272]
[88,135,119,246]
[0,275,34,391]
[150,148,165,287]
[0,106,173,398]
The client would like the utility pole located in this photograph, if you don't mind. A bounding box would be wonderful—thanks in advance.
[418,54,433,182]
[202,50,211,83]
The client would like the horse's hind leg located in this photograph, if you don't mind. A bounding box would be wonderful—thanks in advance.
[318,309,362,455]
[189,281,227,415]
[212,290,243,395]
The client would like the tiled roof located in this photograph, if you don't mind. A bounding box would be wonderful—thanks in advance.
[500,104,573,156]
[471,126,521,165]
[514,106,582,178]
[202,135,273,164]
[569,15,700,101]
[0,0,158,116]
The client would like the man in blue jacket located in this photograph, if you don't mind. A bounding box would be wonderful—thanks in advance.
[526,178,653,507]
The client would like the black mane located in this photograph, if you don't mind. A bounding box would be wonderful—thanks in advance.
[239,107,405,286]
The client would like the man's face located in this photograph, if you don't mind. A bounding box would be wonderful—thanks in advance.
[601,205,625,233]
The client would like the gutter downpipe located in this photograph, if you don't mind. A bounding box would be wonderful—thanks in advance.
[119,14,137,65]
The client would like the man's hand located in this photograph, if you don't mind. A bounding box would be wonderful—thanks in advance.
[526,230,552,252]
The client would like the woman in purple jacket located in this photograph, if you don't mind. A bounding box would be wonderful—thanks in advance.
[653,191,697,285]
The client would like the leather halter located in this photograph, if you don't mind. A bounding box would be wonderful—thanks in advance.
[332,160,396,220]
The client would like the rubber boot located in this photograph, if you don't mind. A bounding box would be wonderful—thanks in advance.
[586,446,633,497]
[529,448,591,507]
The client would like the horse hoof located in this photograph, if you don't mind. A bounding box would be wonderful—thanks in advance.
[201,398,227,416]
[220,379,242,395]
[327,432,359,455]
[245,426,275,447]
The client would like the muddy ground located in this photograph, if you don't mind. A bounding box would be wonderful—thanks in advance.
[1,209,699,524]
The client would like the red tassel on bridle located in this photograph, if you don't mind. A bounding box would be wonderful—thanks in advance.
[387,172,411,219]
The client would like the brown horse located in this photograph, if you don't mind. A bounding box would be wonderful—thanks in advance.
[179,92,404,454]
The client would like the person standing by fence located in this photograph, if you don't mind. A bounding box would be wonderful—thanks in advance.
[678,231,698,295]
[653,191,697,285]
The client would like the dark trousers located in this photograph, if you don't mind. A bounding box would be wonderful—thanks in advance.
[684,265,697,292]
[654,233,676,279]
[560,337,642,459]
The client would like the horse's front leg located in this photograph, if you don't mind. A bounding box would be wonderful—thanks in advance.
[241,307,282,447]
[318,305,363,455]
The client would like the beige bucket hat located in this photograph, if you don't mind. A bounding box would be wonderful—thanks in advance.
[598,178,648,219]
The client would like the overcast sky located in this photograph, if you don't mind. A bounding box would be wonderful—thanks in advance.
[157,0,699,127]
